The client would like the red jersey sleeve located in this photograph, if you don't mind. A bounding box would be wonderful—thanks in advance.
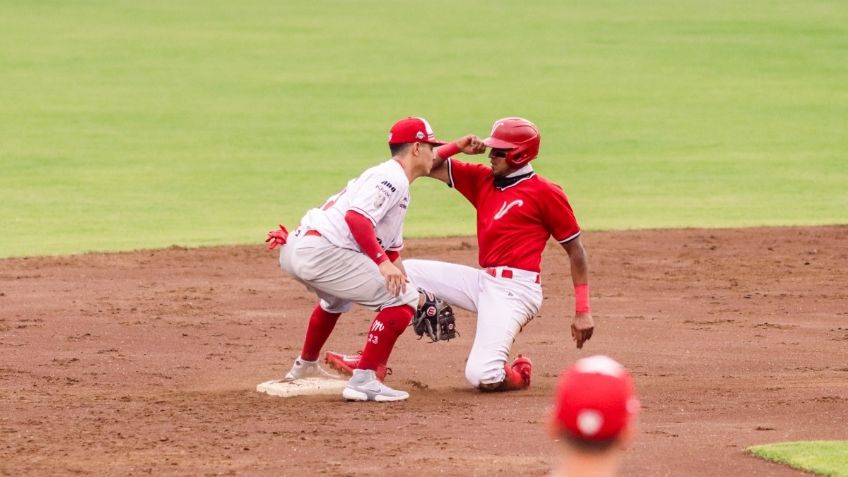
[542,182,581,243]
[447,159,491,207]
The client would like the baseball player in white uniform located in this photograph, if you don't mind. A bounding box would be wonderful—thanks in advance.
[266,116,484,402]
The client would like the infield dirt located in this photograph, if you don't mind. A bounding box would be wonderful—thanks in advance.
[2,226,847,476]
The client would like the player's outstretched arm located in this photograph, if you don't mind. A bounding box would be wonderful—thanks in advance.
[454,134,487,155]
[431,135,486,184]
[561,236,594,349]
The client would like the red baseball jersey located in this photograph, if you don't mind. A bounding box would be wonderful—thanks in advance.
[447,159,581,273]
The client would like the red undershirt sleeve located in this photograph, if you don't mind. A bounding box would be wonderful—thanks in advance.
[344,210,388,265]
[385,250,400,262]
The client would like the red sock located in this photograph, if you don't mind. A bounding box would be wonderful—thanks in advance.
[499,365,529,391]
[357,305,414,371]
[300,304,341,361]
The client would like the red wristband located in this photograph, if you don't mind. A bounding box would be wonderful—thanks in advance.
[574,284,590,313]
[436,142,460,160]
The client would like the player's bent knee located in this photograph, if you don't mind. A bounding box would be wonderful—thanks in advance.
[465,361,504,389]
[391,288,420,310]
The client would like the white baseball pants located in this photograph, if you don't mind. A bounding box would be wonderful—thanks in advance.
[279,228,419,313]
[403,259,542,387]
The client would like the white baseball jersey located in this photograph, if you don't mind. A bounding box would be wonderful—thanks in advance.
[300,159,409,253]
[280,158,419,313]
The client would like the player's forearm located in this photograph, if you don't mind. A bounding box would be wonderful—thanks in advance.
[563,238,590,313]
[391,253,406,275]
[430,142,461,181]
[344,210,389,265]
[435,142,460,164]
[569,250,589,286]
[570,254,589,310]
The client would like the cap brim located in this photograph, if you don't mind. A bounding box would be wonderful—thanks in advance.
[426,138,448,146]
[483,137,517,149]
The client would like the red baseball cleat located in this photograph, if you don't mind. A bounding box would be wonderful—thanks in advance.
[511,354,533,388]
[325,351,391,382]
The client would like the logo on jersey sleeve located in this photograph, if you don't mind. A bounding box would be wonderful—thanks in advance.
[380,181,396,193]
[373,180,397,209]
[494,199,524,220]
[374,193,386,208]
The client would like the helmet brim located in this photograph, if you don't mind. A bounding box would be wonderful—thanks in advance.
[483,137,517,150]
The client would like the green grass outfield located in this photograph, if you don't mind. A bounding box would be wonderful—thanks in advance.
[1,0,846,258]
[749,441,848,477]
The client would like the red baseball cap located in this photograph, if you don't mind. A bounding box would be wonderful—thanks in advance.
[388,117,447,146]
[553,355,640,441]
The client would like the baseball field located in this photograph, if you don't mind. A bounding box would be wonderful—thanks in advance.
[1,1,847,476]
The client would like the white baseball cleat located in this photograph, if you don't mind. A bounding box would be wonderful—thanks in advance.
[284,357,340,381]
[342,369,409,402]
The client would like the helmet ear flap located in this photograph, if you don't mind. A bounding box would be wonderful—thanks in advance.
[489,117,540,168]
[505,148,528,168]
[504,134,540,168]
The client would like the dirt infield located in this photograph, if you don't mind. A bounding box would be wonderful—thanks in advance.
[1,226,847,476]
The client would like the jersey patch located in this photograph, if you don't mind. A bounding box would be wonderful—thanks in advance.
[374,193,386,208]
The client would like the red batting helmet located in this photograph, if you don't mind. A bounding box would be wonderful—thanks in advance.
[483,117,541,168]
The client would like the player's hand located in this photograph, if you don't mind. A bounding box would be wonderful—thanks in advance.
[455,135,486,155]
[379,260,407,297]
[265,224,289,250]
[571,311,594,349]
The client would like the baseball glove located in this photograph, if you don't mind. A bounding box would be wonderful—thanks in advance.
[412,290,458,342]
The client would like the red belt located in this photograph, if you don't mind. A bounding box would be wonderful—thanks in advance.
[485,267,541,284]
[304,229,322,237]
